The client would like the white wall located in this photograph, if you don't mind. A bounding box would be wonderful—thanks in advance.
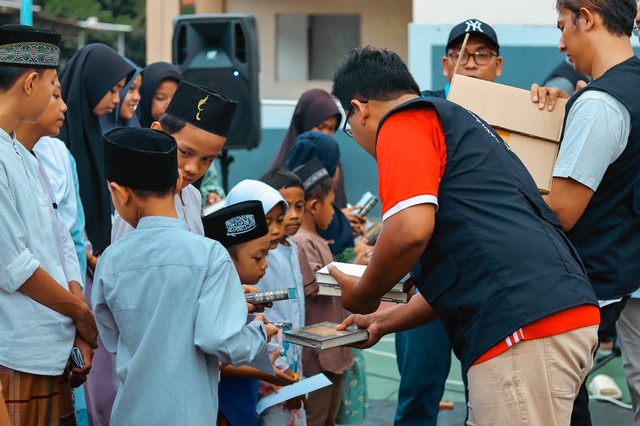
[412,0,559,25]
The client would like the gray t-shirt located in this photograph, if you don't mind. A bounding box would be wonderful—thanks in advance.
[553,90,631,191]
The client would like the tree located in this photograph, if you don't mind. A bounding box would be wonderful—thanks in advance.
[35,0,146,66]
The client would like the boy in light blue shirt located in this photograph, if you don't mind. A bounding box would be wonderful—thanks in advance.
[93,127,270,425]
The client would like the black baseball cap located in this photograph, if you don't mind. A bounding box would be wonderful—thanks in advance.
[446,19,500,52]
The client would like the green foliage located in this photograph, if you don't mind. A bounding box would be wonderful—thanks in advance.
[35,0,147,66]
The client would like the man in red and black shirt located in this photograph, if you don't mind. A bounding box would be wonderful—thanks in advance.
[396,19,504,426]
[329,46,599,424]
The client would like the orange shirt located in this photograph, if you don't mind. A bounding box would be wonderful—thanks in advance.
[377,108,446,220]
[473,305,600,365]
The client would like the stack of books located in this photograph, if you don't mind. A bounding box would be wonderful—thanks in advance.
[315,262,410,303]
[283,321,368,350]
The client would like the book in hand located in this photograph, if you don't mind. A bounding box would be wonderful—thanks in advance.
[201,199,225,217]
[362,221,382,245]
[283,321,368,350]
[245,288,297,305]
[315,262,410,303]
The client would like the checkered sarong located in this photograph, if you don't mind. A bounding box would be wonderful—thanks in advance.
[0,365,76,426]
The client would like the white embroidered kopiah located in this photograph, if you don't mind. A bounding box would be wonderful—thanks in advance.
[225,214,257,236]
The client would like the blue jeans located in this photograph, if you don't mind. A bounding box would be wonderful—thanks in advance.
[394,319,452,426]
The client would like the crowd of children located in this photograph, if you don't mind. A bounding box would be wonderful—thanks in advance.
[5,1,640,425]
[0,23,370,426]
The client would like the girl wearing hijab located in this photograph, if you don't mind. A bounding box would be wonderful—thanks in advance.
[59,43,134,426]
[272,89,364,233]
[270,89,341,171]
[99,58,142,134]
[59,43,135,256]
[136,61,181,129]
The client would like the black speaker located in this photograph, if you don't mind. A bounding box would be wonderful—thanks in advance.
[173,14,260,150]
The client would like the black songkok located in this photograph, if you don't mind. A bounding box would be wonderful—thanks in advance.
[164,80,237,137]
[292,158,331,194]
[0,24,61,68]
[203,200,268,248]
[103,128,178,192]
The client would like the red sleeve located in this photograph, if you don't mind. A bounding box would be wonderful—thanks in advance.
[376,108,447,220]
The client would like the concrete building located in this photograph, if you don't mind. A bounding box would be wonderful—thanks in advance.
[145,1,638,205]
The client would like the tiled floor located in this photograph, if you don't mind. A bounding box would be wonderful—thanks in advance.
[350,334,633,425]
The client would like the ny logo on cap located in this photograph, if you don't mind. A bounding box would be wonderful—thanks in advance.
[225,214,257,237]
[196,95,209,121]
[465,20,484,33]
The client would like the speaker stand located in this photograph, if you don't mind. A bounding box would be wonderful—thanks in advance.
[219,149,235,194]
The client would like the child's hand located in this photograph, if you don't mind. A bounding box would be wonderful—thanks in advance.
[206,192,222,205]
[342,206,366,236]
[284,395,307,411]
[354,239,373,265]
[253,314,279,341]
[74,304,98,349]
[69,333,94,387]
[242,285,271,313]
[265,323,279,341]
[264,367,299,387]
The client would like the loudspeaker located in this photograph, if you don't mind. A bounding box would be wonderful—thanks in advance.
[173,14,260,150]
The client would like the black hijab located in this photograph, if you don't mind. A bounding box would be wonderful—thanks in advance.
[99,57,143,134]
[269,89,348,207]
[270,89,341,171]
[59,43,135,253]
[136,62,181,129]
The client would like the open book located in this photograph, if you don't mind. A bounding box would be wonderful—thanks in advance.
[283,322,368,350]
[316,262,410,303]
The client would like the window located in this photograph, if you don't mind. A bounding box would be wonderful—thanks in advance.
[276,14,361,81]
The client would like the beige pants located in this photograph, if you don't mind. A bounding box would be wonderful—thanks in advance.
[467,325,598,426]
[616,298,640,425]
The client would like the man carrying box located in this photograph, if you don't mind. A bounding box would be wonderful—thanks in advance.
[532,0,640,424]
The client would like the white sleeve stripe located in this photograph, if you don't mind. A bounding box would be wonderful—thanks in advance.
[382,195,438,221]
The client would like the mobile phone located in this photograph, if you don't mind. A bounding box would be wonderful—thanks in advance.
[354,191,379,216]
[71,347,85,368]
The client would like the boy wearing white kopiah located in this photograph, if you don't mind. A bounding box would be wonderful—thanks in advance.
[215,179,296,425]
[258,168,308,425]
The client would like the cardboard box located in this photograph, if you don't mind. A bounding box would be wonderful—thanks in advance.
[447,74,567,193]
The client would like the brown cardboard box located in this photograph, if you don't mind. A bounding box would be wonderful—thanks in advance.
[447,74,567,193]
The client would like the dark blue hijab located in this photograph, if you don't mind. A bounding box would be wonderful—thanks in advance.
[286,131,354,255]
[286,131,340,176]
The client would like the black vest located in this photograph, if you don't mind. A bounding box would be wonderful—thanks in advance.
[561,57,640,299]
[380,97,597,372]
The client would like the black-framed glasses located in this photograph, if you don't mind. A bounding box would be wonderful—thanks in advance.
[447,50,498,66]
[342,100,369,138]
[633,22,639,37]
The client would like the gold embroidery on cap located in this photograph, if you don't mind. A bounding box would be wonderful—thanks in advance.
[196,95,209,121]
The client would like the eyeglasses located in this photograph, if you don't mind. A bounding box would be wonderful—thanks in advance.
[447,50,498,66]
[633,23,639,37]
[342,100,369,138]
